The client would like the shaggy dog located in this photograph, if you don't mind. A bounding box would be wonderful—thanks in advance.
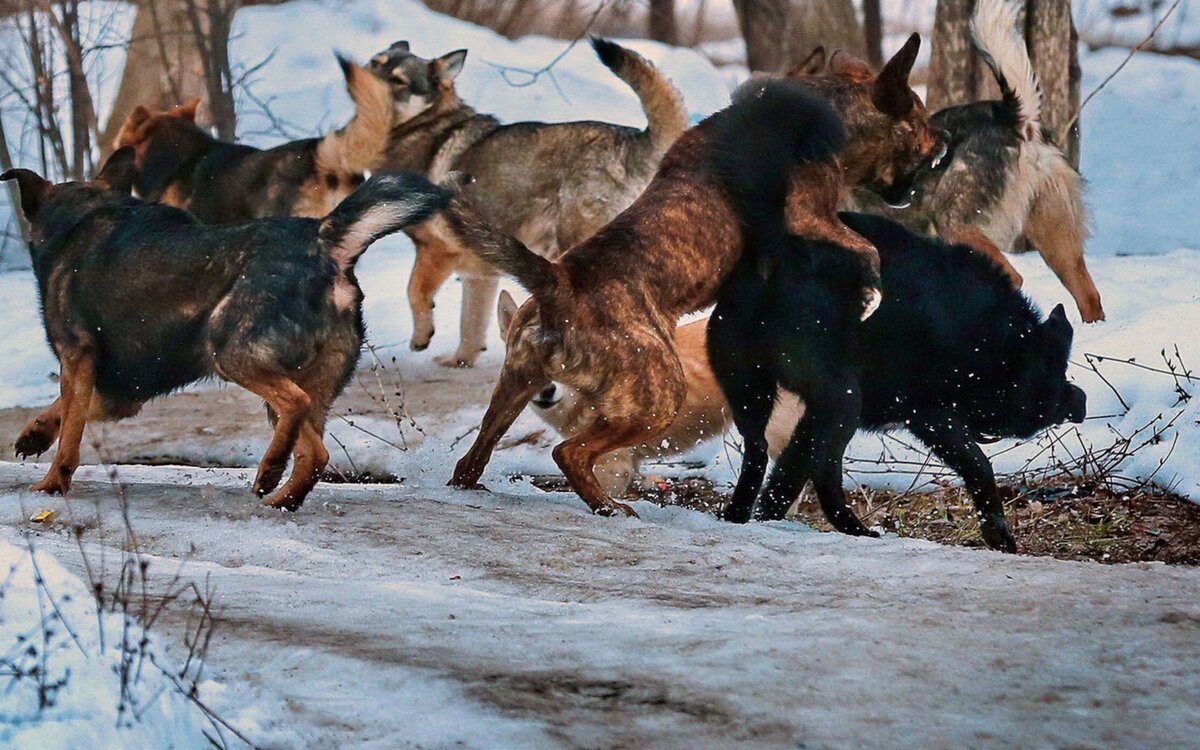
[707,107,1087,550]
[112,55,393,223]
[3,149,448,509]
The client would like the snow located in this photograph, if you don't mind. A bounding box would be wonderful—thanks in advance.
[2,467,1199,747]
[0,1,1199,743]
[0,536,243,749]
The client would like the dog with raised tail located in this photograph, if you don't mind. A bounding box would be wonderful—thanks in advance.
[112,54,394,224]
[834,0,1104,322]
[4,149,448,510]
[370,37,691,368]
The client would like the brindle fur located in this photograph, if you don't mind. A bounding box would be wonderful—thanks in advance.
[3,150,448,508]
[111,56,393,223]
[437,72,943,519]
[370,38,690,367]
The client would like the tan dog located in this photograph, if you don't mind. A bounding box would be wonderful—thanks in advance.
[370,38,689,367]
[498,292,800,496]
[441,72,944,518]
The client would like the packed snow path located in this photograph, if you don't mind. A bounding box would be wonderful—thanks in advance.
[2,463,1197,748]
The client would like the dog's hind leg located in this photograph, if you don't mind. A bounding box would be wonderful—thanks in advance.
[437,272,499,368]
[407,223,459,352]
[450,358,547,489]
[552,418,666,518]
[232,374,312,500]
[757,379,875,537]
[263,413,330,512]
[910,417,1017,552]
[31,350,96,496]
[709,355,776,524]
[943,225,1025,288]
[16,398,63,458]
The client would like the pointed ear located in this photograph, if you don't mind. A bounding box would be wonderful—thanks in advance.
[433,49,467,81]
[94,146,138,193]
[788,46,827,77]
[127,104,152,129]
[828,49,873,82]
[171,98,202,122]
[497,290,518,337]
[0,168,52,220]
[873,33,921,117]
[1042,303,1074,348]
[389,40,410,52]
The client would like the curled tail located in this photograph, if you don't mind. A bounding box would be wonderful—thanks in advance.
[315,55,394,176]
[440,190,562,303]
[319,173,450,269]
[590,37,689,159]
[710,80,846,236]
[971,0,1042,142]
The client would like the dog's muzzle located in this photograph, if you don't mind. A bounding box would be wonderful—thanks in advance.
[1064,385,1087,424]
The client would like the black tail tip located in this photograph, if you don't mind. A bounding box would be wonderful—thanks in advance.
[590,36,625,69]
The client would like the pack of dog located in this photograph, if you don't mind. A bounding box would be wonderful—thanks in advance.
[436,40,943,518]
[2,149,447,509]
[112,55,393,223]
[368,38,689,366]
[801,0,1104,323]
[705,79,1086,552]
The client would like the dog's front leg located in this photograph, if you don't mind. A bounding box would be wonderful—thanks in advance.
[16,398,64,458]
[909,418,1017,553]
[407,224,458,352]
[450,359,546,489]
[31,351,95,496]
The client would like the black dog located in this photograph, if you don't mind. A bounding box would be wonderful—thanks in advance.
[709,189,1086,550]
[3,148,448,509]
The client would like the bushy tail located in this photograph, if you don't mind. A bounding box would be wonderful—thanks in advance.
[439,189,562,302]
[971,0,1042,142]
[319,173,451,268]
[315,55,394,176]
[590,37,689,158]
[710,80,846,236]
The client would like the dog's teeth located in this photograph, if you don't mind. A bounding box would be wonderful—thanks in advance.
[860,289,882,321]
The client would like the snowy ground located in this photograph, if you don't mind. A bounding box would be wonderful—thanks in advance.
[2,0,1200,746]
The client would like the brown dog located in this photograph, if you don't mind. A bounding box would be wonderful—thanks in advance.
[112,55,392,223]
[370,38,689,367]
[498,292,800,496]
[441,72,944,517]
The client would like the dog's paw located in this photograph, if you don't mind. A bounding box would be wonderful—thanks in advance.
[31,469,71,496]
[15,433,54,459]
[594,500,638,518]
[721,503,754,524]
[859,287,883,321]
[979,515,1018,553]
[252,463,287,498]
[434,353,477,368]
[262,487,305,512]
[447,477,488,491]
[410,329,434,352]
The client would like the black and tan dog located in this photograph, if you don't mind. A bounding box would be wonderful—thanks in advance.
[112,55,393,223]
[3,149,448,509]
[370,38,690,367]
[707,96,1086,550]
[805,0,1103,322]
[437,69,944,518]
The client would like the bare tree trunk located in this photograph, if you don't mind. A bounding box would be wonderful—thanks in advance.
[734,0,864,74]
[648,0,676,45]
[862,0,883,68]
[928,0,1080,167]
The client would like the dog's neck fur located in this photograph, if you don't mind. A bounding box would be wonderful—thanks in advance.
[383,90,500,173]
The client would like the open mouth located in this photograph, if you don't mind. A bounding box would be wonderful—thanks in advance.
[929,141,948,171]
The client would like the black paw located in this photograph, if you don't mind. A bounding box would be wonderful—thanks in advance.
[979,515,1017,553]
[15,433,54,459]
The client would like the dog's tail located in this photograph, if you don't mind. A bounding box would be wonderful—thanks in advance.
[439,189,562,303]
[971,0,1042,142]
[315,55,394,176]
[590,37,689,159]
[709,80,845,237]
[319,173,451,269]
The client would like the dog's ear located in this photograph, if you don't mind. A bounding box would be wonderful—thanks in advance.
[873,33,920,118]
[389,41,410,52]
[828,49,872,82]
[93,146,138,193]
[0,168,52,220]
[1041,303,1074,352]
[171,98,202,122]
[788,46,826,77]
[432,49,467,81]
[497,289,518,336]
